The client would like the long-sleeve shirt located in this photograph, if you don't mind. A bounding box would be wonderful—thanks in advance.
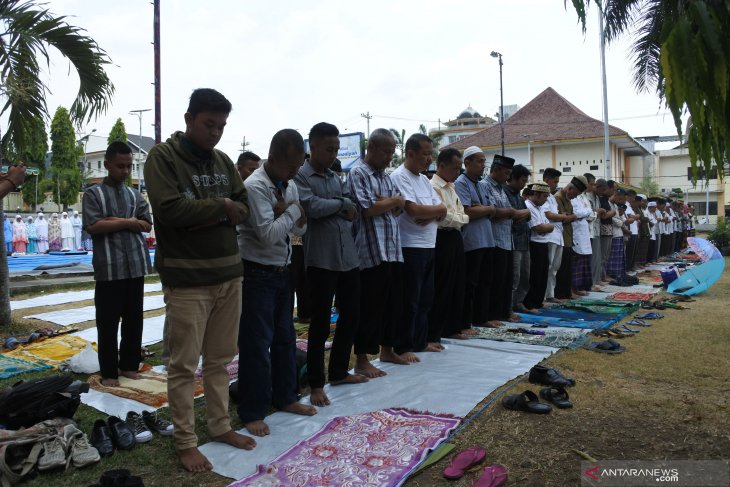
[504,184,529,252]
[430,174,468,231]
[571,192,593,255]
[238,165,306,267]
[482,175,513,251]
[293,161,359,272]
[454,173,495,252]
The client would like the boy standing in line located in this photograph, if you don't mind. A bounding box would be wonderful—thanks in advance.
[84,141,152,388]
[144,88,255,472]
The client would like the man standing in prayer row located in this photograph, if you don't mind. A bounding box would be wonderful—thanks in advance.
[635,194,651,267]
[606,188,628,279]
[505,164,533,313]
[483,155,528,324]
[294,122,366,408]
[569,176,593,295]
[553,177,585,299]
[455,147,497,331]
[581,174,603,290]
[595,179,616,283]
[624,190,639,271]
[523,183,555,309]
[647,199,659,262]
[542,168,568,302]
[428,148,469,340]
[348,129,408,378]
[237,129,316,436]
[390,134,446,359]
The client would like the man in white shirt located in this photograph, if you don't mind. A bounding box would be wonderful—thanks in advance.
[390,134,446,361]
[523,183,555,310]
[542,168,574,301]
[237,129,316,437]
[647,199,659,263]
[624,190,640,271]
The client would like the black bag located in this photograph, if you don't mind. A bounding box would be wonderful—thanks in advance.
[0,375,88,429]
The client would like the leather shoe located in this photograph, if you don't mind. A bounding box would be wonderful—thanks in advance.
[115,475,144,487]
[90,419,114,457]
[107,416,136,450]
[100,469,130,487]
[528,365,575,387]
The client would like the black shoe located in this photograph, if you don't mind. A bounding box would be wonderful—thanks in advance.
[100,469,130,487]
[115,475,144,487]
[107,416,136,450]
[528,365,575,388]
[90,419,114,457]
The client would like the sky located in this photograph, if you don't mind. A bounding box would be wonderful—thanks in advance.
[37,0,684,158]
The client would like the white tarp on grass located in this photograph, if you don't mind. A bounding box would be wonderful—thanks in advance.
[72,314,166,346]
[11,283,162,310]
[199,339,555,481]
[24,294,166,326]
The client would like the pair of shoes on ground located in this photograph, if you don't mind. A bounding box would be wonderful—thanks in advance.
[92,411,173,456]
[38,423,100,471]
[585,338,626,354]
[442,447,507,486]
[88,468,145,487]
[528,365,575,388]
[502,387,573,414]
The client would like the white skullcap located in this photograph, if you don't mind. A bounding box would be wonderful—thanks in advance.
[648,201,657,207]
[637,194,647,200]
[462,146,483,160]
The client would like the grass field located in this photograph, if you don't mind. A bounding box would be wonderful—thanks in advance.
[2,261,729,486]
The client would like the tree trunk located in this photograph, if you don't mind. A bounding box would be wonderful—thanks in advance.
[0,227,10,326]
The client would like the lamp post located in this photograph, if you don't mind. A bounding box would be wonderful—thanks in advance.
[129,109,151,190]
[490,51,505,156]
[521,133,539,176]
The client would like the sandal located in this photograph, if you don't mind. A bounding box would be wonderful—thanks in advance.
[442,447,487,480]
[502,390,552,414]
[585,339,625,354]
[635,312,664,320]
[616,324,640,333]
[473,464,508,487]
[626,319,651,327]
[539,386,573,408]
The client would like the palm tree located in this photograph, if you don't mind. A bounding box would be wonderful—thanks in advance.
[389,128,406,166]
[0,0,115,325]
[568,0,728,181]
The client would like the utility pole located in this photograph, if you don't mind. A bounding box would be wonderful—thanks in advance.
[240,137,250,152]
[361,112,372,136]
[129,109,151,190]
[599,8,611,180]
[153,0,161,145]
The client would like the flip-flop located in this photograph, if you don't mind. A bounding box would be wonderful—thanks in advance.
[540,387,573,408]
[473,464,508,487]
[635,312,664,320]
[626,319,651,327]
[502,390,552,414]
[442,447,487,480]
[585,339,625,354]
[616,324,640,333]
[653,302,667,310]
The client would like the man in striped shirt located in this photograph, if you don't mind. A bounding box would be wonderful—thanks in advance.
[348,128,409,378]
[83,141,152,387]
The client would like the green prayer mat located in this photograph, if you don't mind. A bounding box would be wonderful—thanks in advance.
[409,442,456,477]
[0,354,52,379]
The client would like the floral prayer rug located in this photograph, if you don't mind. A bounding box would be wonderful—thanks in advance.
[0,354,52,379]
[608,292,655,302]
[472,326,590,349]
[88,365,205,408]
[230,408,461,487]
[4,335,94,367]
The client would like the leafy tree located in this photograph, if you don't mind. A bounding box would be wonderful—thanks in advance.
[568,0,729,180]
[17,116,48,210]
[638,176,659,196]
[49,107,82,207]
[108,117,127,144]
[390,128,406,166]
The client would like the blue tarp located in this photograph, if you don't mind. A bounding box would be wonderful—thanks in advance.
[7,251,156,272]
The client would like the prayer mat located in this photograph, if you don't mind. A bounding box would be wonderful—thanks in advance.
[608,292,655,302]
[595,284,660,294]
[472,326,590,349]
[88,366,205,408]
[3,335,95,366]
[527,308,622,322]
[231,408,460,487]
[195,356,239,382]
[0,354,52,379]
[515,313,616,330]
[10,283,162,311]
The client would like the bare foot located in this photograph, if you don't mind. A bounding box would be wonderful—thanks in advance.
[380,348,410,365]
[213,430,256,450]
[354,356,387,378]
[399,352,421,363]
[524,308,542,315]
[509,314,521,322]
[545,297,564,303]
[310,388,331,407]
[119,370,142,380]
[281,402,317,417]
[100,378,120,387]
[330,373,369,386]
[425,342,444,352]
[461,328,479,336]
[485,320,504,328]
[177,447,213,472]
[448,333,469,340]
[244,420,270,437]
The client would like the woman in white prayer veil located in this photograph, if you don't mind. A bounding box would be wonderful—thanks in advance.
[35,212,49,253]
[60,211,75,251]
[72,210,83,250]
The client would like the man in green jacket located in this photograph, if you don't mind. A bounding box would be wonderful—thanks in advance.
[144,88,255,472]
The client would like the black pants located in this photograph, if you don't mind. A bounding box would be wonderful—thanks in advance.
[428,230,465,340]
[95,277,144,379]
[647,238,657,263]
[554,246,574,299]
[524,241,549,309]
[626,235,638,270]
[674,231,683,252]
[463,247,493,326]
[306,267,360,389]
[290,245,311,320]
[488,248,513,321]
[397,248,435,354]
[355,262,402,356]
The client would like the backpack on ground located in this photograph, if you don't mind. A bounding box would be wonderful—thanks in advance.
[0,375,88,430]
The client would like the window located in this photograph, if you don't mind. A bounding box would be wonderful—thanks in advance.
[563,167,572,173]
[97,161,101,170]
[590,165,599,171]
[693,202,717,215]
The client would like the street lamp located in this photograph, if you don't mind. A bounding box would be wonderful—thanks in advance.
[129,109,151,190]
[490,51,505,156]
